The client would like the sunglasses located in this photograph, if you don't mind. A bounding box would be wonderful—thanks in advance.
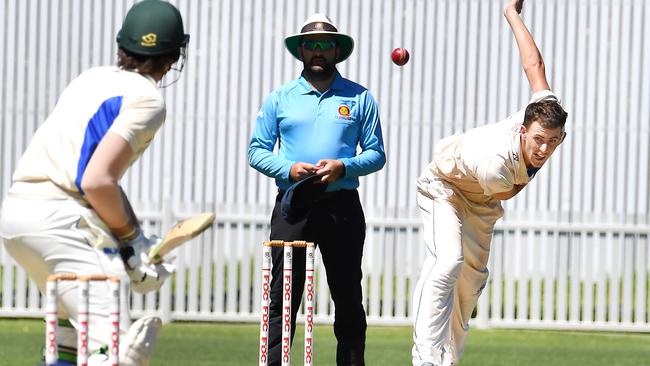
[301,40,337,51]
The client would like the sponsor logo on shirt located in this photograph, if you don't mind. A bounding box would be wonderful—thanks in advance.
[337,105,354,121]
[141,33,157,47]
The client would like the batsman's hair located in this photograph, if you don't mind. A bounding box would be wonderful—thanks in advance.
[117,48,180,76]
[523,100,568,130]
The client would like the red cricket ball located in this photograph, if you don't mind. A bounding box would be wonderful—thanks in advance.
[391,47,410,66]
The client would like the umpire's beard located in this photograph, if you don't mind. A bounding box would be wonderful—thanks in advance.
[303,61,336,82]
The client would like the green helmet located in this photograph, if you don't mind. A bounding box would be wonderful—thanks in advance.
[116,0,190,56]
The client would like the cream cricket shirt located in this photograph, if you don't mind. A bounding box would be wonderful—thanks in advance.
[420,90,558,203]
[10,66,165,201]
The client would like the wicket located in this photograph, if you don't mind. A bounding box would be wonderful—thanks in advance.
[259,240,316,366]
[45,273,120,366]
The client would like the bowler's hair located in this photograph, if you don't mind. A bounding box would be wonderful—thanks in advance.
[117,48,180,76]
[523,100,568,130]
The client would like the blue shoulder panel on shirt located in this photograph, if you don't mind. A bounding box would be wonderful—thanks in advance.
[75,96,123,194]
[527,166,540,178]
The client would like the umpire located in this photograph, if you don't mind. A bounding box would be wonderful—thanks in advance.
[248,13,386,366]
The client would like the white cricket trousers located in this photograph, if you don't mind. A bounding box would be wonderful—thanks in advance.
[411,177,503,366]
[0,195,132,354]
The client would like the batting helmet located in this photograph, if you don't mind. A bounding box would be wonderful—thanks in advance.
[116,0,190,56]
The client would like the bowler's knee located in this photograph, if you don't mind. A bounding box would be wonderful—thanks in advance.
[459,267,489,297]
[432,256,464,287]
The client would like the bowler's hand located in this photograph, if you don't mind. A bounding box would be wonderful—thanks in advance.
[290,162,319,182]
[315,159,345,183]
[504,0,524,16]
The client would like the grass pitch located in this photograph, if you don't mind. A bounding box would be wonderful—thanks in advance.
[0,319,648,365]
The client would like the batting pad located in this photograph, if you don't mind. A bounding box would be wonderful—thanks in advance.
[119,315,162,366]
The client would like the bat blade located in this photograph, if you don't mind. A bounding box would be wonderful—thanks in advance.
[148,212,215,263]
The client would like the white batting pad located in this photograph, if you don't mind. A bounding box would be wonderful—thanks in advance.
[119,315,162,366]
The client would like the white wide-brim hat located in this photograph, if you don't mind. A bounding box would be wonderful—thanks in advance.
[284,13,355,63]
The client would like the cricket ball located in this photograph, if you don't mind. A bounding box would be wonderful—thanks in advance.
[391,47,410,66]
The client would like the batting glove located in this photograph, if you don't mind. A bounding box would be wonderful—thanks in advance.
[119,230,175,294]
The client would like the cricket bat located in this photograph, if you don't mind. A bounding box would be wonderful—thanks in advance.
[148,212,215,264]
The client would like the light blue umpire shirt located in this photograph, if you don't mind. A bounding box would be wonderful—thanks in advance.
[248,72,386,192]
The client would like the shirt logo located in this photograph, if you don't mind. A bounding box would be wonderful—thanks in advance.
[338,105,350,117]
[141,33,157,47]
[512,152,519,162]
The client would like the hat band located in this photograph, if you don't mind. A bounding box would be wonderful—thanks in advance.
[300,21,338,33]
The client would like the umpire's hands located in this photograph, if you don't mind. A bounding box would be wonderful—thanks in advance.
[290,162,319,181]
[315,159,345,183]
[119,230,174,294]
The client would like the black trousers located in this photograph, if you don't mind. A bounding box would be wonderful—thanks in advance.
[267,189,367,366]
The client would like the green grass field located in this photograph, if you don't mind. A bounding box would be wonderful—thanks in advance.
[0,319,648,365]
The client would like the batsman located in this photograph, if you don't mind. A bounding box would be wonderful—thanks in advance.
[0,1,189,365]
[411,1,568,365]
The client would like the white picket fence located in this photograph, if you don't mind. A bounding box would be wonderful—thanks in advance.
[1,0,649,333]
[2,206,649,332]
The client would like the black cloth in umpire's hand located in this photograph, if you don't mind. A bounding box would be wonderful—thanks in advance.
[281,173,328,224]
